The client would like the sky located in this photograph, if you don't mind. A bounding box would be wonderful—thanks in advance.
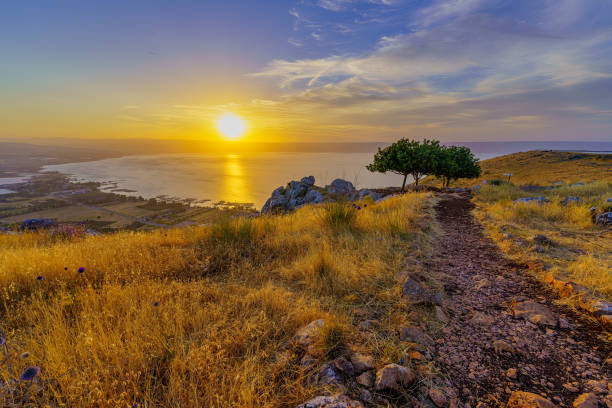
[1,0,611,143]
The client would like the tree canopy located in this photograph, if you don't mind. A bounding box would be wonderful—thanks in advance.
[366,139,481,191]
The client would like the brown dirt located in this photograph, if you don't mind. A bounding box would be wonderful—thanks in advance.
[425,192,611,407]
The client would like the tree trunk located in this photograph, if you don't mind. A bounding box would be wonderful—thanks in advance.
[401,174,408,192]
[414,175,419,187]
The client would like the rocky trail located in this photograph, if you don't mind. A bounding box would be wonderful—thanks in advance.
[426,193,611,407]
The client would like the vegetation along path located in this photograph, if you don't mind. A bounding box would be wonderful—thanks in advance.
[426,192,611,407]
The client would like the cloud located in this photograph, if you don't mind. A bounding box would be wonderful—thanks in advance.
[247,0,612,140]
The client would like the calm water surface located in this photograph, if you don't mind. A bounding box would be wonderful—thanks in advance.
[44,152,405,208]
[41,143,612,209]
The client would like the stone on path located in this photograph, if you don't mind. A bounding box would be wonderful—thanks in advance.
[399,325,435,346]
[572,393,600,408]
[507,391,557,408]
[350,353,374,373]
[429,388,447,407]
[514,301,558,327]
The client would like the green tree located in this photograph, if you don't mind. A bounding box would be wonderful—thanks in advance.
[366,139,444,191]
[435,145,481,187]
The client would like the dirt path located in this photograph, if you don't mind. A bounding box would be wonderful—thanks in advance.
[426,193,611,407]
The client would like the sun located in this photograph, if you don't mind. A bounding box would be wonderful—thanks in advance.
[216,113,246,140]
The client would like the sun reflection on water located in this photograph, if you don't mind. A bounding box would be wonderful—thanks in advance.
[221,154,254,205]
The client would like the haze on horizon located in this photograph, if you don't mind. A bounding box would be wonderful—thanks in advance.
[1,0,611,144]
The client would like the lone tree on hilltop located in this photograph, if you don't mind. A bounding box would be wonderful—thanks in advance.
[366,138,443,191]
[435,145,481,187]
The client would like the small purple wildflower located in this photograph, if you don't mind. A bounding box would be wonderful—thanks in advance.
[64,267,68,271]
[364,204,367,207]
[20,366,39,381]
[132,404,139,408]
[357,206,361,210]
[400,357,405,365]
[243,253,249,258]
[36,275,43,281]
[0,336,5,347]
[78,267,85,274]
[153,301,159,307]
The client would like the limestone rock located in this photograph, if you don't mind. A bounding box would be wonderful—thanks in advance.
[301,176,315,186]
[314,363,343,386]
[297,395,364,408]
[596,212,612,226]
[333,356,355,377]
[326,179,356,195]
[374,363,416,391]
[572,393,600,408]
[507,391,557,408]
[514,301,558,327]
[435,306,450,324]
[304,189,325,204]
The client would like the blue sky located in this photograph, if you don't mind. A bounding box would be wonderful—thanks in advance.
[1,0,611,142]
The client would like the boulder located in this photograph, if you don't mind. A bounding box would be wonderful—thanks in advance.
[297,395,364,408]
[333,356,355,376]
[326,179,356,195]
[561,196,583,206]
[301,176,315,186]
[596,212,612,226]
[507,391,557,408]
[262,186,289,213]
[357,189,379,200]
[374,364,416,391]
[514,301,558,327]
[304,189,325,204]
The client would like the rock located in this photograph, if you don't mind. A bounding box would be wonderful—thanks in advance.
[408,350,423,361]
[514,301,558,327]
[506,368,518,379]
[357,189,379,200]
[507,391,557,408]
[359,389,373,404]
[350,353,374,373]
[600,315,612,330]
[301,176,315,186]
[297,395,364,408]
[492,340,516,354]
[300,354,317,369]
[514,197,548,205]
[471,312,495,326]
[326,179,356,195]
[295,319,324,353]
[314,363,343,385]
[561,196,583,205]
[400,326,434,346]
[596,212,612,226]
[304,189,324,204]
[572,393,600,408]
[435,306,450,324]
[334,356,355,376]
[403,277,442,305]
[358,319,378,331]
[356,370,375,388]
[563,383,580,393]
[533,234,555,246]
[591,301,612,317]
[429,388,447,407]
[544,273,588,299]
[374,364,416,391]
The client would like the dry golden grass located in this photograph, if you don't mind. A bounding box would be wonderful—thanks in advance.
[0,193,437,407]
[472,152,611,301]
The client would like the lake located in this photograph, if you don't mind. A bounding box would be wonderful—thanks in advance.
[42,142,612,209]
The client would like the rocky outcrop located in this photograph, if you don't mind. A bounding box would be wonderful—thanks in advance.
[261,177,381,213]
